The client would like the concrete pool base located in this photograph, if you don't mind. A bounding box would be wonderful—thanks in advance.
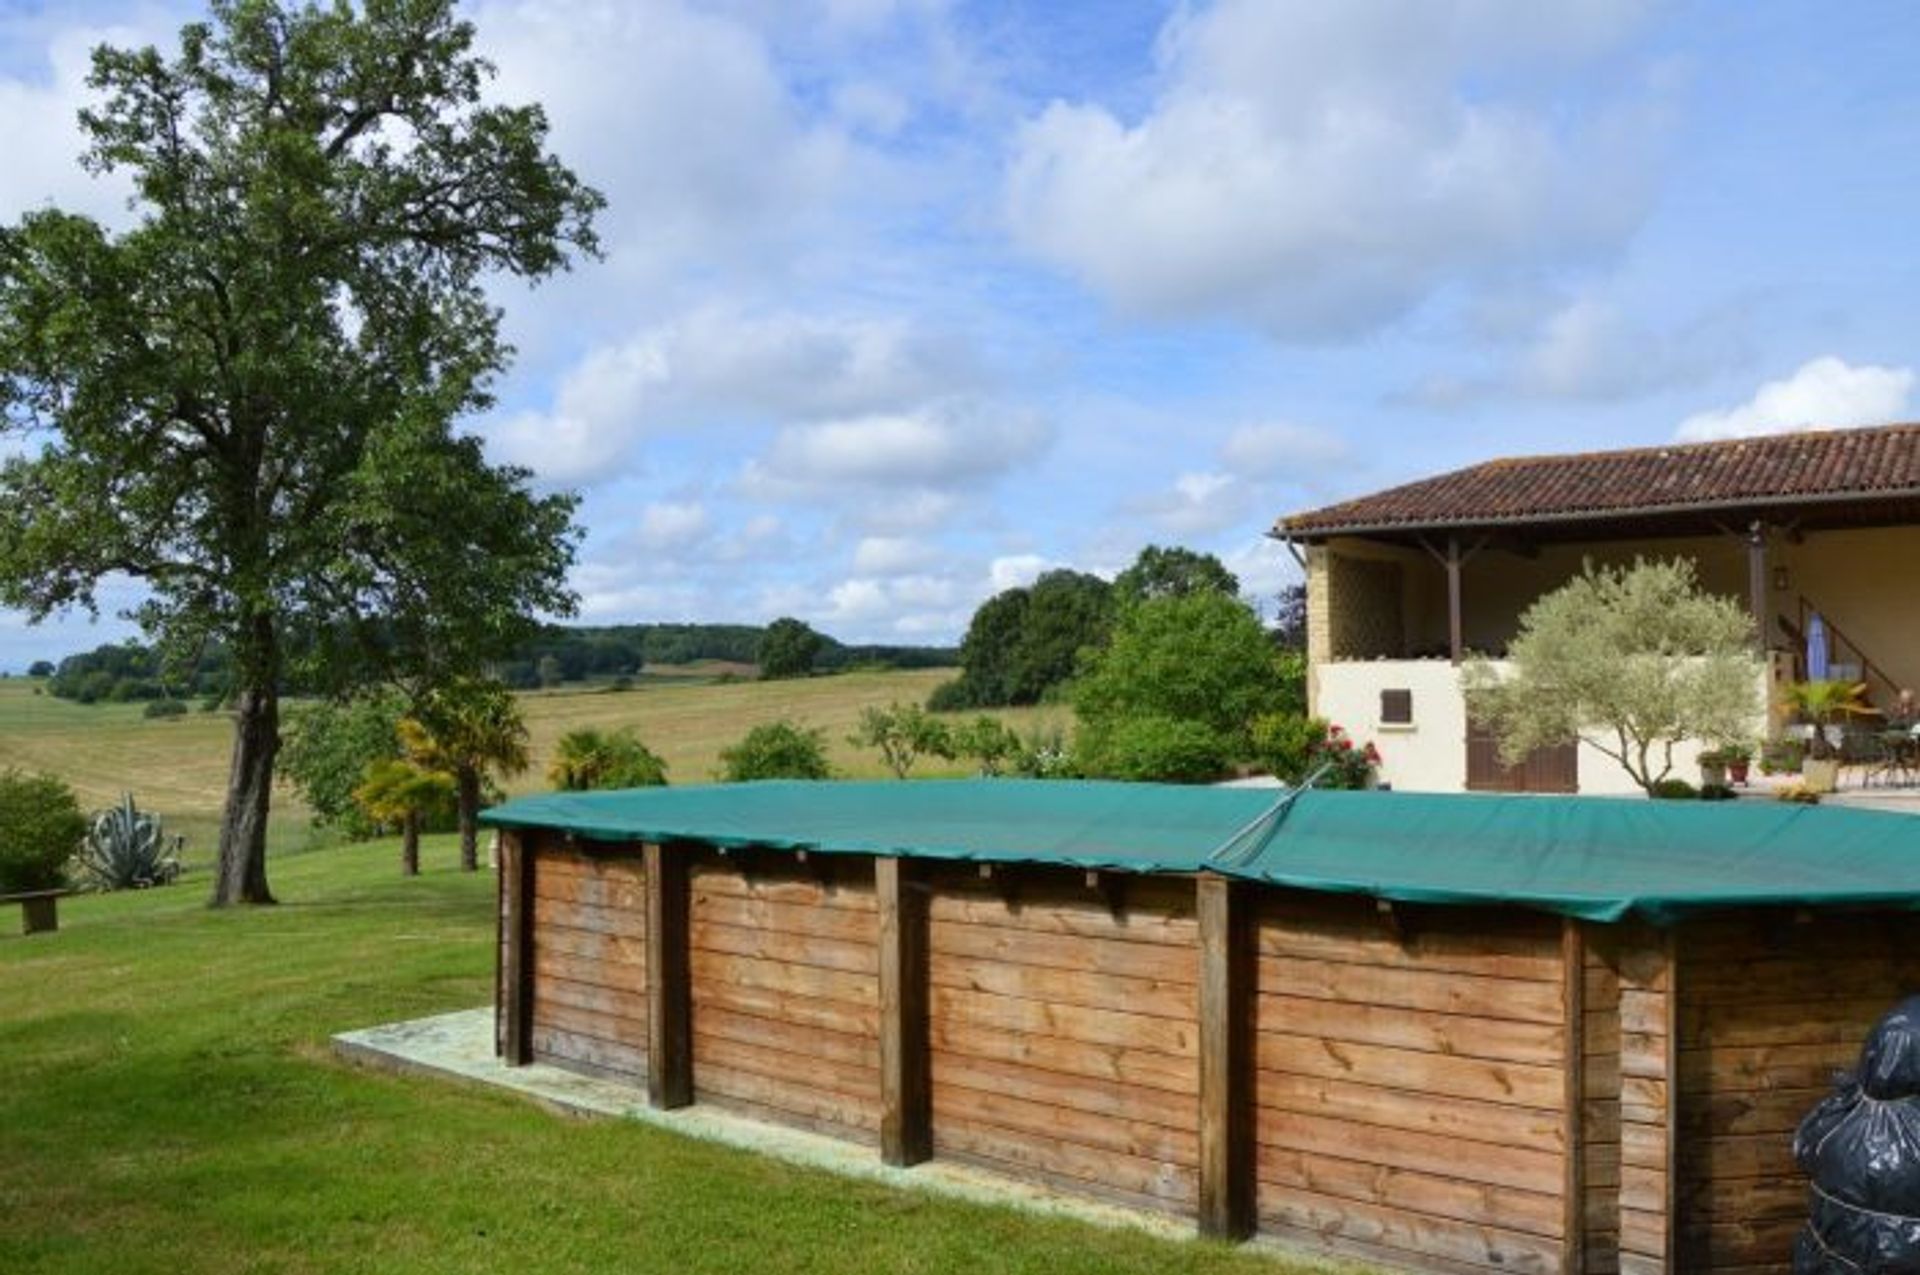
[332,1009,1244,1250]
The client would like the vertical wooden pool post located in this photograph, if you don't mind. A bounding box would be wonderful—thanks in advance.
[1197,873,1252,1240]
[1617,925,1678,1275]
[500,830,534,1066]
[1562,918,1588,1275]
[877,855,932,1166]
[645,841,693,1109]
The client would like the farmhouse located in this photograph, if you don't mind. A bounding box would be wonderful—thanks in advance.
[1275,422,1920,794]
[483,779,1920,1275]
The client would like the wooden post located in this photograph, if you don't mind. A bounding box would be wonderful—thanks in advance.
[1562,918,1588,1275]
[1747,522,1769,653]
[644,841,693,1109]
[876,856,932,1166]
[1616,924,1678,1275]
[1197,873,1252,1240]
[500,830,534,1067]
[1446,534,1464,665]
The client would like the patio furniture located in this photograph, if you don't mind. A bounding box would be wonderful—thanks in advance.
[1861,727,1920,789]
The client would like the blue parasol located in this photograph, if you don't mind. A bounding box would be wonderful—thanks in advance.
[1807,612,1830,681]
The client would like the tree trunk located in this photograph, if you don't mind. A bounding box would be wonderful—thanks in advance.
[402,813,420,877]
[457,764,481,872]
[213,681,278,906]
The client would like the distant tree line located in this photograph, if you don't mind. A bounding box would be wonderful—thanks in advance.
[39,621,958,703]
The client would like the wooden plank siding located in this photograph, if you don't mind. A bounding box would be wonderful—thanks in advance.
[1670,911,1920,1274]
[1250,893,1578,1275]
[687,847,881,1145]
[527,843,650,1084]
[488,825,1920,1275]
[925,865,1202,1215]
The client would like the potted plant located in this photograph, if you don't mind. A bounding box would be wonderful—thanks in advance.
[1697,745,1731,789]
[1726,742,1754,786]
[1780,680,1868,794]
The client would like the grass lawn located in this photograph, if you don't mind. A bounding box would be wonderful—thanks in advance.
[0,841,1319,1275]
[0,670,1069,866]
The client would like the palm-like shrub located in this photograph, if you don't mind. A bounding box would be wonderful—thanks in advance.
[547,727,668,790]
[76,794,182,891]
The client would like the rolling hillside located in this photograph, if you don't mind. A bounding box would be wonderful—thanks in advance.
[0,670,1068,865]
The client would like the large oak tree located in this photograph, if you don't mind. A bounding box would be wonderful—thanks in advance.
[0,0,601,904]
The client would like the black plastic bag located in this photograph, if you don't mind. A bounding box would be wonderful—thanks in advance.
[1794,995,1920,1274]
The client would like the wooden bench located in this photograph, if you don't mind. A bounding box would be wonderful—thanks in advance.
[2,889,69,935]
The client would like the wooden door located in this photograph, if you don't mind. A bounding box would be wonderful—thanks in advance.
[1466,722,1578,793]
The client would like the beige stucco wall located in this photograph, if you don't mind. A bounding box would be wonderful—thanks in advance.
[1774,523,1920,695]
[1317,658,1759,796]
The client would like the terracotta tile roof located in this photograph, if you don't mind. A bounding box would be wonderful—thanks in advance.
[1280,422,1920,536]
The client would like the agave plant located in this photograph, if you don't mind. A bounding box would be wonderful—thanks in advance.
[76,794,183,891]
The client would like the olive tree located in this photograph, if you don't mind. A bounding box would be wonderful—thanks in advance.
[1462,558,1761,794]
[0,2,599,903]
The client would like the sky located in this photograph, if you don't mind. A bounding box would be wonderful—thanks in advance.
[3,0,1920,670]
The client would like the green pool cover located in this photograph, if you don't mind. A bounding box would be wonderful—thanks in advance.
[480,779,1920,923]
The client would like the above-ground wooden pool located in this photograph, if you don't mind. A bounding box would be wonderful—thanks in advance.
[481,780,1920,1275]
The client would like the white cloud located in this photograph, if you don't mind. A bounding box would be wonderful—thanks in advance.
[1220,422,1352,478]
[0,24,145,224]
[852,536,939,575]
[475,0,851,289]
[485,307,981,483]
[987,554,1056,591]
[741,401,1050,496]
[1409,297,1748,407]
[1004,0,1657,337]
[631,501,712,551]
[1675,357,1915,442]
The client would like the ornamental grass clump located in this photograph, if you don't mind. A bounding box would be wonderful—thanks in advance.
[75,794,182,891]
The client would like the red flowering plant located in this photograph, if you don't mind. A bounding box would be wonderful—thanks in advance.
[1310,724,1381,789]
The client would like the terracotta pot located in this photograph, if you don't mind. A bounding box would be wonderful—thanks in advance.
[1728,759,1751,785]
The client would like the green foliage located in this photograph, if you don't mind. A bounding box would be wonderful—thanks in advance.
[1698,782,1736,802]
[0,768,86,892]
[950,716,1024,776]
[1649,778,1699,800]
[1779,680,1871,760]
[849,702,955,779]
[717,721,832,782]
[46,640,225,703]
[758,617,825,680]
[547,728,668,790]
[1250,715,1379,788]
[351,758,457,831]
[403,677,530,869]
[26,659,52,677]
[941,570,1113,708]
[1008,724,1080,778]
[925,678,974,712]
[1113,544,1240,606]
[0,0,600,902]
[1462,558,1761,795]
[281,695,406,840]
[1271,649,1308,718]
[1074,590,1289,761]
[1251,712,1320,783]
[76,793,183,891]
[1078,715,1230,784]
[1760,736,1806,775]
[142,698,189,719]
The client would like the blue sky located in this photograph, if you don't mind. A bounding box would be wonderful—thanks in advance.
[4,0,1920,669]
